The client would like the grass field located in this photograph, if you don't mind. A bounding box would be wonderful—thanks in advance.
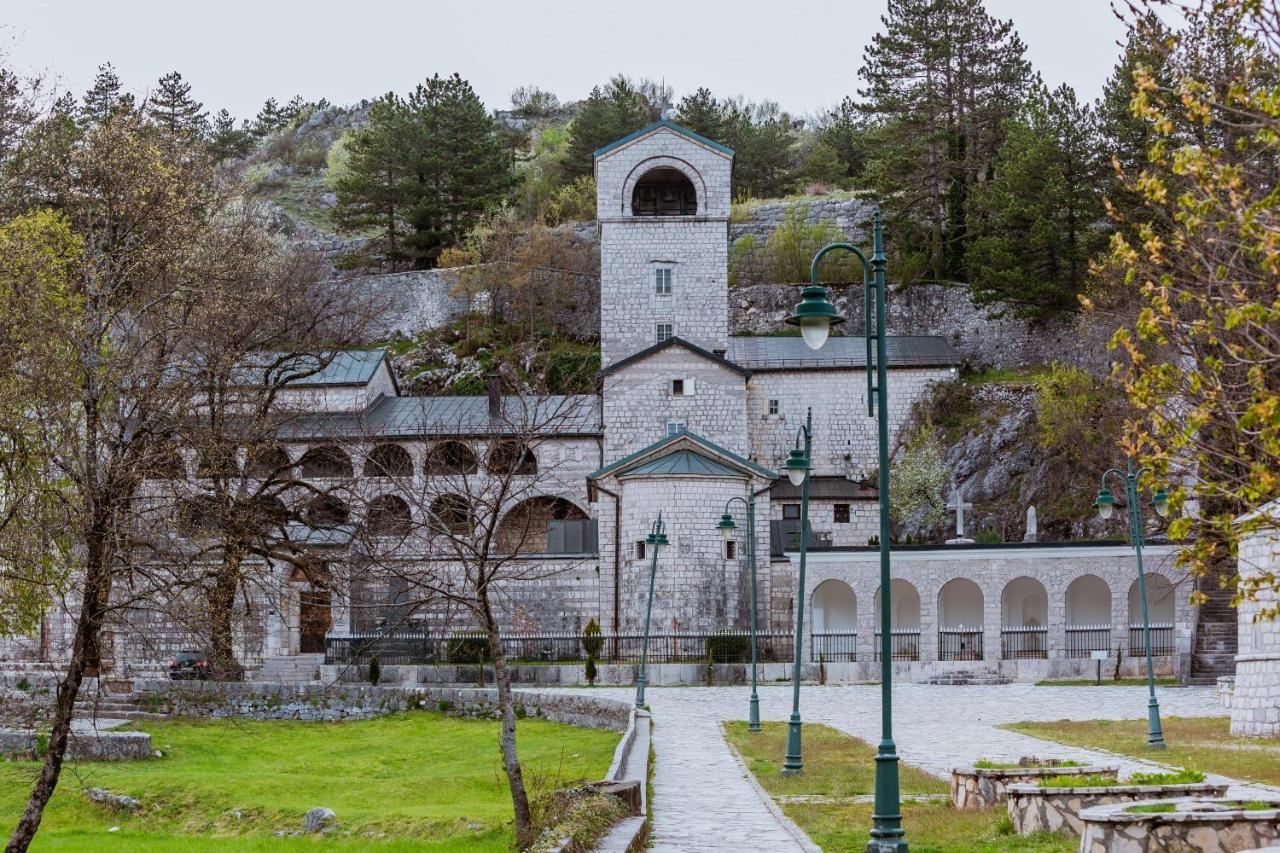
[0,712,620,851]
[723,722,1074,853]
[1005,716,1280,788]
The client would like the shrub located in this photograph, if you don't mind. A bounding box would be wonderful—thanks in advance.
[35,732,48,757]
[889,425,948,531]
[705,633,751,663]
[584,656,598,687]
[543,175,596,225]
[295,140,329,173]
[762,207,861,284]
[581,617,604,659]
[15,677,29,691]
[367,655,380,686]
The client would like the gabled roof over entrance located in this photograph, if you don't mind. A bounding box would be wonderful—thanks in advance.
[598,337,751,379]
[593,119,735,160]
[622,448,747,478]
[588,429,776,485]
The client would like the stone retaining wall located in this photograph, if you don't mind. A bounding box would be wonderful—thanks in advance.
[1007,782,1229,837]
[951,762,1119,811]
[0,729,151,761]
[1078,798,1280,851]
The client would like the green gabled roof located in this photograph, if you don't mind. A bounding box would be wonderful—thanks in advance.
[588,430,776,481]
[621,449,747,479]
[593,119,735,159]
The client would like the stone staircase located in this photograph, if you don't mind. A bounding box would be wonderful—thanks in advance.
[257,653,324,684]
[922,669,1012,686]
[74,692,168,722]
[1186,566,1239,685]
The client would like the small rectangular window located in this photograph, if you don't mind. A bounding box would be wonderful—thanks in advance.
[782,504,801,520]
[672,378,685,396]
[724,539,737,560]
[635,540,646,560]
[768,399,779,415]
[834,504,851,524]
[655,268,673,296]
[666,420,686,437]
[656,323,674,343]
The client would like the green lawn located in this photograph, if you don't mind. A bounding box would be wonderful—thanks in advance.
[1,712,620,851]
[1005,716,1280,788]
[723,722,1074,853]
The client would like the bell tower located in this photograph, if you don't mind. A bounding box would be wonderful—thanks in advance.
[593,120,734,368]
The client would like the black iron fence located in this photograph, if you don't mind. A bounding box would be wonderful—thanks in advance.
[1128,623,1175,657]
[1065,625,1112,658]
[938,627,983,661]
[872,630,922,661]
[1000,627,1048,659]
[810,631,857,662]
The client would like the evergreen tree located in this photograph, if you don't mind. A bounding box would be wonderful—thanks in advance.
[817,96,869,180]
[859,0,1030,282]
[207,108,252,162]
[333,93,412,266]
[721,99,797,198]
[564,76,652,179]
[674,87,724,141]
[81,63,134,125]
[967,83,1107,316]
[252,97,287,137]
[282,95,306,124]
[148,71,207,137]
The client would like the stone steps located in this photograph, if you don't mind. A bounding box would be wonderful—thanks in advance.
[1187,564,1238,684]
[257,654,324,684]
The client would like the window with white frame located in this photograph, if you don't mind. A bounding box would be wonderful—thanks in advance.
[656,323,674,343]
[655,268,673,296]
[671,378,693,396]
[666,420,686,437]
[768,399,779,415]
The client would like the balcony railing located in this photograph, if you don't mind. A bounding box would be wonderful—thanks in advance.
[1001,627,1048,659]
[872,630,921,661]
[810,631,857,662]
[1128,623,1175,656]
[938,627,984,661]
[1065,625,1112,658]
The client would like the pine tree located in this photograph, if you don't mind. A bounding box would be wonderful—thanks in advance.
[148,71,207,137]
[967,83,1107,316]
[207,108,251,162]
[818,96,868,180]
[674,87,724,141]
[859,0,1030,282]
[252,97,286,137]
[333,93,412,266]
[81,63,134,125]
[564,76,652,179]
[722,99,797,198]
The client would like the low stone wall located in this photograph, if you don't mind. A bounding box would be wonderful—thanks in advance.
[1078,798,1280,851]
[1007,782,1229,837]
[129,680,631,731]
[951,761,1119,811]
[0,729,152,761]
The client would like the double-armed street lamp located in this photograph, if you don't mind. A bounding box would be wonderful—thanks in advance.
[1094,459,1171,750]
[717,493,763,732]
[785,213,908,852]
[782,410,814,773]
[635,514,669,710]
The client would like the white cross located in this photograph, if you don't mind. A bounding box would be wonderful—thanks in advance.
[947,493,973,538]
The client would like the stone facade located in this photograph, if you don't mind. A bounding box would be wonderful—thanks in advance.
[1232,509,1280,737]
[1006,782,1230,838]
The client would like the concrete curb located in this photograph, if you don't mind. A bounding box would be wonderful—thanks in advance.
[597,707,651,853]
[720,724,822,853]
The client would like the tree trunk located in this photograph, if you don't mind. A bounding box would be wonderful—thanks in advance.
[208,542,245,680]
[6,534,112,853]
[479,590,534,848]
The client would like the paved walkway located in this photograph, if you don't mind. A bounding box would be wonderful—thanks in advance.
[572,683,1276,852]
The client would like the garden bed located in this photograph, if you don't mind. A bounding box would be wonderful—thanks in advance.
[1078,797,1280,851]
[1007,768,1228,836]
[951,757,1119,810]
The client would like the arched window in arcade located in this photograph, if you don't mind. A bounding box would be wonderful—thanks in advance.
[298,444,354,479]
[495,496,590,554]
[305,495,350,528]
[429,494,473,537]
[424,440,478,476]
[811,579,857,662]
[1000,576,1049,659]
[1065,574,1113,658]
[363,494,413,537]
[487,441,538,476]
[937,578,984,661]
[366,443,414,479]
[1128,573,1176,655]
[245,444,291,480]
[873,579,921,661]
[631,167,698,216]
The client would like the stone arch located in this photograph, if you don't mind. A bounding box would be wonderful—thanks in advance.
[298,444,353,479]
[366,443,414,478]
[938,578,984,629]
[487,441,537,476]
[1065,574,1112,625]
[621,156,707,217]
[305,494,350,528]
[496,496,587,554]
[1128,573,1175,624]
[363,494,412,537]
[424,440,478,476]
[429,494,473,536]
[246,444,291,479]
[811,579,857,632]
[1001,576,1049,628]
[873,579,921,630]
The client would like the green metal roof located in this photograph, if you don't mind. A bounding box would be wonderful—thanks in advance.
[620,449,747,479]
[592,119,735,159]
[588,430,776,481]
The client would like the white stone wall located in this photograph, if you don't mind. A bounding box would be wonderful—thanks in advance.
[746,367,956,475]
[770,498,880,547]
[596,127,732,368]
[602,348,748,463]
[1232,521,1280,736]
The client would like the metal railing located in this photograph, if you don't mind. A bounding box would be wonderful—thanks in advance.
[325,629,796,666]
[872,630,921,661]
[810,631,857,662]
[1065,625,1112,658]
[1001,627,1048,659]
[1129,623,1175,657]
[938,627,984,661]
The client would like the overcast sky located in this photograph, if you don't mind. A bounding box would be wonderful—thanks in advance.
[6,1,1132,119]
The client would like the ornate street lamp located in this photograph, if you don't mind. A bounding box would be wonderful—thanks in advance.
[716,494,762,733]
[782,409,813,774]
[787,213,908,851]
[635,514,668,710]
[1093,459,1169,750]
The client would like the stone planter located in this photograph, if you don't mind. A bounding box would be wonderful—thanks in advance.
[951,758,1119,811]
[1078,798,1280,852]
[1006,781,1229,836]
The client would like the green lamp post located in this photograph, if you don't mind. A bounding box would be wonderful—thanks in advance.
[635,514,668,710]
[781,411,814,774]
[717,493,762,733]
[787,213,908,851]
[1094,459,1169,750]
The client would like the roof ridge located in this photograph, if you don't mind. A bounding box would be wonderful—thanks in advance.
[593,119,735,159]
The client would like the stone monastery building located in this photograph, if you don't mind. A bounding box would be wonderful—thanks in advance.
[4,121,1202,683]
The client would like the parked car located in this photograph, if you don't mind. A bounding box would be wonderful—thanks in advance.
[168,650,210,680]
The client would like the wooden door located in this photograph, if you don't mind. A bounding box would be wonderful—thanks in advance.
[299,590,332,654]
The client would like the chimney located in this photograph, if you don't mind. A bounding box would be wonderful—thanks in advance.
[487,372,501,418]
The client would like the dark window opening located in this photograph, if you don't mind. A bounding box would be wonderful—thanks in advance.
[782,504,801,521]
[631,168,697,216]
[834,504,851,524]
